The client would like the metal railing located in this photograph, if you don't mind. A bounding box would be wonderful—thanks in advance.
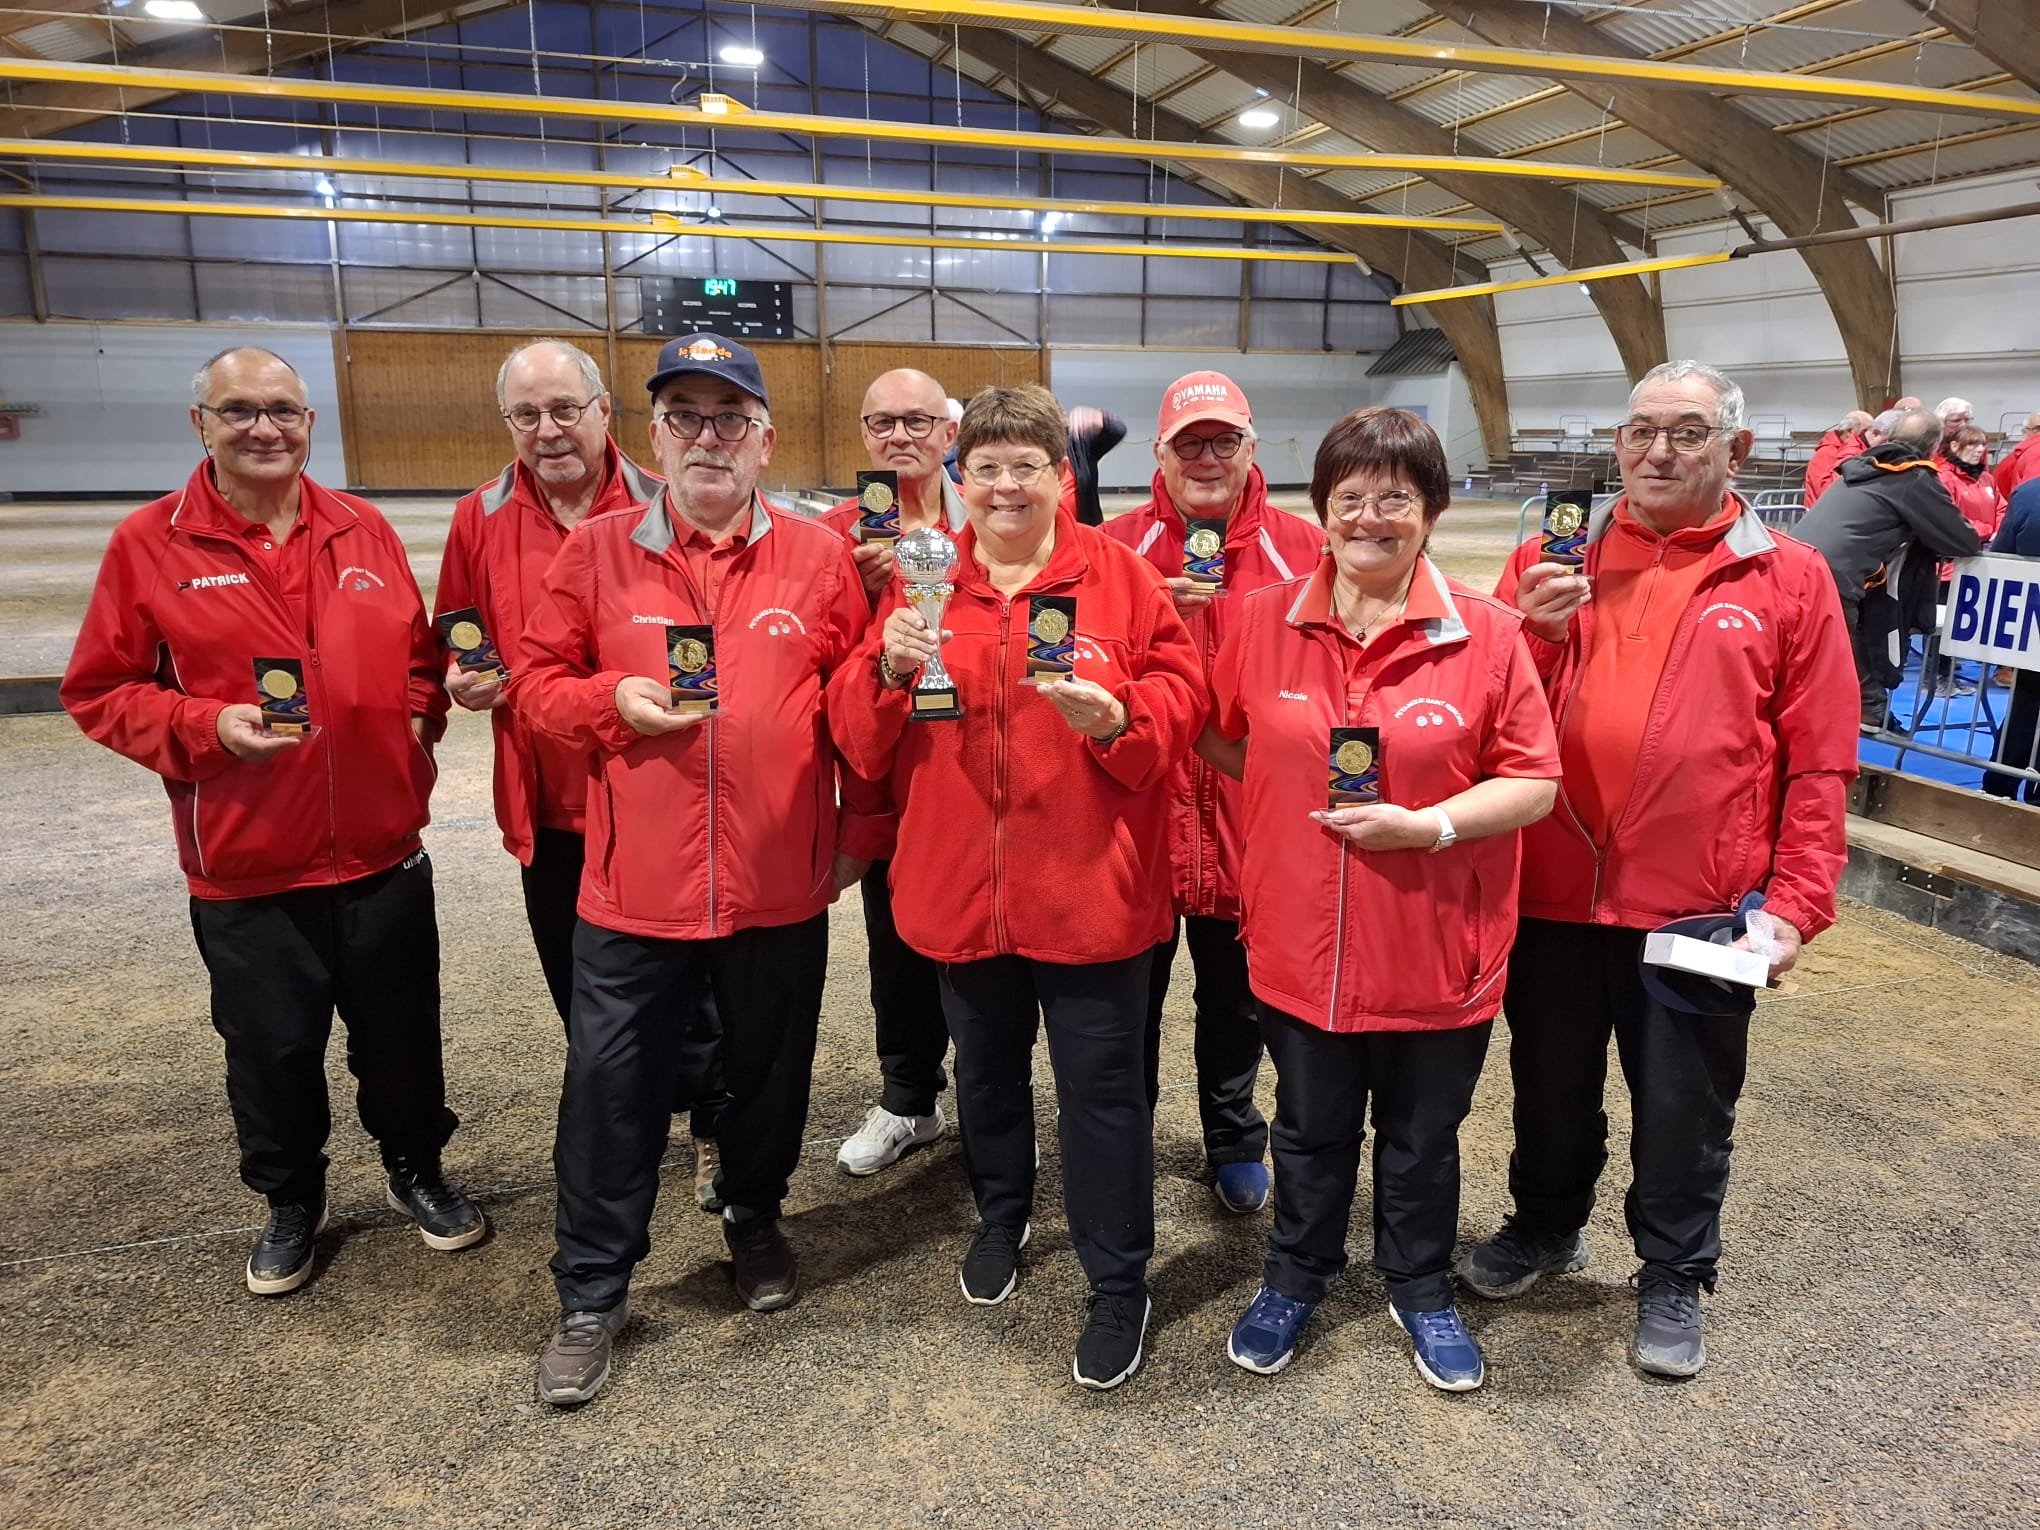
[1860,630,2040,799]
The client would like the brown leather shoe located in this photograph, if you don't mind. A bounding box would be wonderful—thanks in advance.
[725,1216,798,1312]
[693,1135,723,1213]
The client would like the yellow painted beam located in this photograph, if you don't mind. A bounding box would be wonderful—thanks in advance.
[0,137,1507,233]
[1388,251,1734,305]
[0,59,1722,189]
[799,0,2040,123]
[0,191,1365,262]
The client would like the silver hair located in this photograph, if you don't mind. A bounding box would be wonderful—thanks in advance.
[1870,408,1903,437]
[1889,408,1942,452]
[1626,360,1746,434]
[496,339,605,410]
[1933,397,1973,420]
[192,346,305,406]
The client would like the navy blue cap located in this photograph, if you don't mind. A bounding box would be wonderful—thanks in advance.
[1639,911,1759,1018]
[645,333,769,408]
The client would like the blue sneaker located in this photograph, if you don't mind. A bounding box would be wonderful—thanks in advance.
[1390,1302,1485,1392]
[1227,1284,1316,1375]
[1213,1161,1271,1213]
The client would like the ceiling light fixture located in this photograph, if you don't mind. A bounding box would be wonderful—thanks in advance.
[142,0,205,18]
[1236,109,1280,130]
[718,45,765,68]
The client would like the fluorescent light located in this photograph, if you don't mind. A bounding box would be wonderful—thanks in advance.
[1237,109,1280,129]
[1040,210,1062,234]
[144,0,204,18]
[313,176,336,198]
[719,45,764,68]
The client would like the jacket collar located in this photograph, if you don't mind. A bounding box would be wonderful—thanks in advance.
[479,441,662,518]
[1285,553,1469,649]
[1586,491,1773,562]
[952,508,1091,597]
[630,485,772,555]
[168,458,357,545]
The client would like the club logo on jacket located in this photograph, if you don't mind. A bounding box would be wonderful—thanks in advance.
[336,566,386,593]
[1700,602,1764,634]
[1393,697,1466,729]
[176,572,251,591]
[748,607,807,638]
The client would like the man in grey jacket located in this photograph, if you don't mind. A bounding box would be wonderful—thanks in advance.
[1795,407,1981,727]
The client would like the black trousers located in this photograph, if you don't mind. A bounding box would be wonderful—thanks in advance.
[1260,1005,1490,1311]
[1502,917,1749,1287]
[1841,590,1894,720]
[1984,669,2040,803]
[860,860,949,1118]
[522,826,727,1138]
[188,852,457,1204]
[550,914,826,1312]
[1143,915,1267,1165]
[940,952,1153,1298]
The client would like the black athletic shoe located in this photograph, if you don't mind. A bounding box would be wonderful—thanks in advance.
[1073,1291,1151,1391]
[1632,1267,1706,1378]
[385,1160,488,1251]
[725,1215,799,1312]
[1456,1219,1590,1300]
[246,1195,329,1296]
[958,1221,1030,1306]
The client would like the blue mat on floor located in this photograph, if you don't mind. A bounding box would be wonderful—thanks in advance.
[1859,657,2001,790]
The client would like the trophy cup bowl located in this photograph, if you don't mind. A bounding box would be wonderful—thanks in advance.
[895,526,963,720]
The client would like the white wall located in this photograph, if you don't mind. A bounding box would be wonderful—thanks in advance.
[1045,346,1483,485]
[1491,166,2040,442]
[0,321,345,496]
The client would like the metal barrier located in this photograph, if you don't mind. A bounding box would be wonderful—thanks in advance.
[1749,489,1807,531]
[1860,628,2040,799]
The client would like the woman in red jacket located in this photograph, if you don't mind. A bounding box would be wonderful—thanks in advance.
[1201,407,1559,1390]
[828,384,1205,1392]
[1937,426,2002,541]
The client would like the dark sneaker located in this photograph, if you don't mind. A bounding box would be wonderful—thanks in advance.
[535,1301,630,1406]
[693,1136,724,1214]
[1390,1302,1485,1392]
[1227,1284,1316,1375]
[245,1195,329,1296]
[1632,1267,1706,1378]
[1073,1292,1151,1391]
[1213,1161,1271,1214]
[725,1216,799,1312]
[959,1221,1031,1306]
[1456,1220,1590,1300]
[385,1161,487,1251]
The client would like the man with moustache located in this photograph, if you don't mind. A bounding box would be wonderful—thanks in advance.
[819,368,969,1175]
[516,335,877,1406]
[437,340,727,1210]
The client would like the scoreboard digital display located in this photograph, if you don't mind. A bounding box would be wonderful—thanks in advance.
[640,277,795,339]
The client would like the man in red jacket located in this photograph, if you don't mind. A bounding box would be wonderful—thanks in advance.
[516,335,878,1407]
[1458,360,1858,1378]
[61,346,484,1299]
[1101,371,1323,1215]
[1802,409,1871,505]
[1994,413,2040,498]
[436,340,727,1211]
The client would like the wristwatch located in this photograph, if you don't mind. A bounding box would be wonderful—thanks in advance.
[1429,806,1459,854]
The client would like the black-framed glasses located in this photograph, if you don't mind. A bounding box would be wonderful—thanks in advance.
[1617,422,1726,453]
[198,403,308,431]
[861,411,942,439]
[504,395,604,433]
[657,409,764,442]
[963,458,1054,487]
[1169,431,1244,461]
[1328,489,1421,522]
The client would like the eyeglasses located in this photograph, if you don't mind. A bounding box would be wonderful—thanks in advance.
[657,409,764,442]
[963,458,1054,487]
[861,412,942,439]
[198,403,307,431]
[1616,422,1726,453]
[1169,431,1245,461]
[504,395,604,433]
[1328,489,1421,522]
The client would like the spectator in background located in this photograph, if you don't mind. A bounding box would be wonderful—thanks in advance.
[1934,398,1974,448]
[1983,478,2040,804]
[1994,413,2040,499]
[1060,405,1127,526]
[1893,396,1924,411]
[1804,410,1873,506]
[1936,425,2002,541]
[1795,408,1980,727]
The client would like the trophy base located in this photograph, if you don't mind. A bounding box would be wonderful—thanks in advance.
[670,695,719,716]
[458,663,510,684]
[907,686,962,721]
[262,723,322,739]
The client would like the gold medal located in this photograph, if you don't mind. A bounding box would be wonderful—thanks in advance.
[861,480,896,514]
[674,637,710,674]
[259,667,299,700]
[448,619,483,651]
[1548,502,1583,536]
[1335,738,1374,777]
[1033,606,1070,645]
[1187,526,1222,559]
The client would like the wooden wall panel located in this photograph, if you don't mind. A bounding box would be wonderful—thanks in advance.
[336,330,1042,495]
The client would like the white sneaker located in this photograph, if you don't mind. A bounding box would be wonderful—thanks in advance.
[836,1103,944,1176]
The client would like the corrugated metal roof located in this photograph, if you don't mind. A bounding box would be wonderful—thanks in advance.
[10,20,116,63]
[1367,327,1455,376]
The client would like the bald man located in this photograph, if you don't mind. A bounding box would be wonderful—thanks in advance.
[820,369,969,1174]
[1804,410,1874,506]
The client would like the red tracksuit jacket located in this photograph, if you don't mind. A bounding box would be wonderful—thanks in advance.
[512,491,880,941]
[61,462,447,900]
[827,511,1207,966]
[436,444,663,863]
[1101,465,1325,921]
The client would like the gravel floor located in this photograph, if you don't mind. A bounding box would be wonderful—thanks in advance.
[1,495,2035,1528]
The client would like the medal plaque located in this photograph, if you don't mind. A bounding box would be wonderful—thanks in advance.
[1327,726,1382,808]
[1183,519,1226,586]
[1025,596,1077,681]
[254,657,312,736]
[855,470,902,545]
[1540,489,1592,567]
[435,605,509,684]
[666,624,720,715]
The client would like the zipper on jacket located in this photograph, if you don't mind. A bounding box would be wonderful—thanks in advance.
[1547,638,1606,920]
[307,647,342,883]
[706,674,720,931]
[1328,835,1350,1025]
[991,598,1013,951]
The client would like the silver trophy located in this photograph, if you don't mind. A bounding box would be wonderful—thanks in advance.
[895,525,964,721]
